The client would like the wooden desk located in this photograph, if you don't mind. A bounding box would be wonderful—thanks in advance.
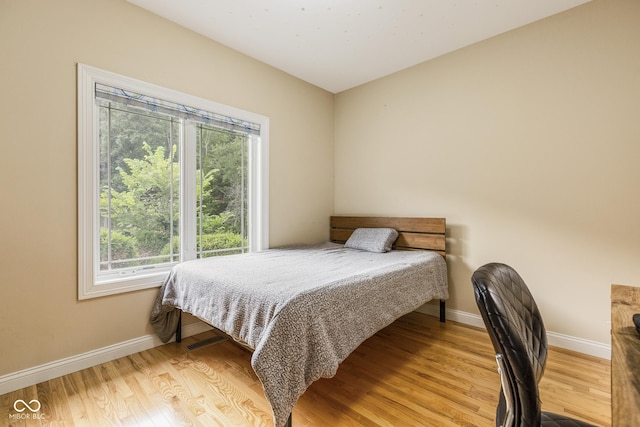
[611,284,640,426]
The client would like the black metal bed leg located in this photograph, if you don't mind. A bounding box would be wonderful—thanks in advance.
[285,413,292,427]
[176,312,182,343]
[439,300,446,323]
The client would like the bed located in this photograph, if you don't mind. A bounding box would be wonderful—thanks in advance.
[150,216,448,427]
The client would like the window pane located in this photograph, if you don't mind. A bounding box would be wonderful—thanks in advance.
[98,100,181,272]
[78,64,268,299]
[196,124,248,258]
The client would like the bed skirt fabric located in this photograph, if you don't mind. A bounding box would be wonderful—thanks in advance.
[150,242,448,427]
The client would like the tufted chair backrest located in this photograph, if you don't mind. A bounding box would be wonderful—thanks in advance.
[472,263,548,427]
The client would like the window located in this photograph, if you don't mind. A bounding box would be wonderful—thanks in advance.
[78,64,269,299]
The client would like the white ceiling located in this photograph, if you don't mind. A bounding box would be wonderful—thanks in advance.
[128,0,591,94]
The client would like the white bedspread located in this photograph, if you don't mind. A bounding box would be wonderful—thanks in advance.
[150,242,448,427]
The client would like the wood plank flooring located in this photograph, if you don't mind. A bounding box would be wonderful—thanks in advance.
[1,312,611,426]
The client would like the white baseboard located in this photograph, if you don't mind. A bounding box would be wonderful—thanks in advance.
[417,303,486,328]
[416,303,611,360]
[0,321,212,395]
[545,330,611,360]
[1,307,611,396]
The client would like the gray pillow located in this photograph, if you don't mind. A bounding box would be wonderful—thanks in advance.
[344,228,399,253]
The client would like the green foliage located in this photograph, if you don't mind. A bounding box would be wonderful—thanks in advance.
[100,229,137,263]
[200,211,234,234]
[199,232,247,255]
[101,142,183,257]
[161,213,244,257]
[99,102,177,193]
[198,127,248,234]
[99,107,248,266]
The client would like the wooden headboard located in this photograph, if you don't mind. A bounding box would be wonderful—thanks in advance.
[330,216,446,256]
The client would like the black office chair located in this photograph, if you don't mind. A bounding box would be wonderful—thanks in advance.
[471,263,595,427]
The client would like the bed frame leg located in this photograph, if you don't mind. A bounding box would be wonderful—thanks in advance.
[439,300,446,323]
[176,312,182,343]
[285,413,292,427]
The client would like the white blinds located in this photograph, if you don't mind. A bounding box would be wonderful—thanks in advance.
[95,83,261,136]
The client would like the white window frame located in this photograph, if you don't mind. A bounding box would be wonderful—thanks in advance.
[77,64,269,300]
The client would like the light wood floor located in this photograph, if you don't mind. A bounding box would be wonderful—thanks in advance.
[1,312,611,426]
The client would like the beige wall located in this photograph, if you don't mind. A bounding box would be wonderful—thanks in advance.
[0,0,334,375]
[335,0,640,344]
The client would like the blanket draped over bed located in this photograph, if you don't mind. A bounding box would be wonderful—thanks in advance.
[150,242,448,427]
